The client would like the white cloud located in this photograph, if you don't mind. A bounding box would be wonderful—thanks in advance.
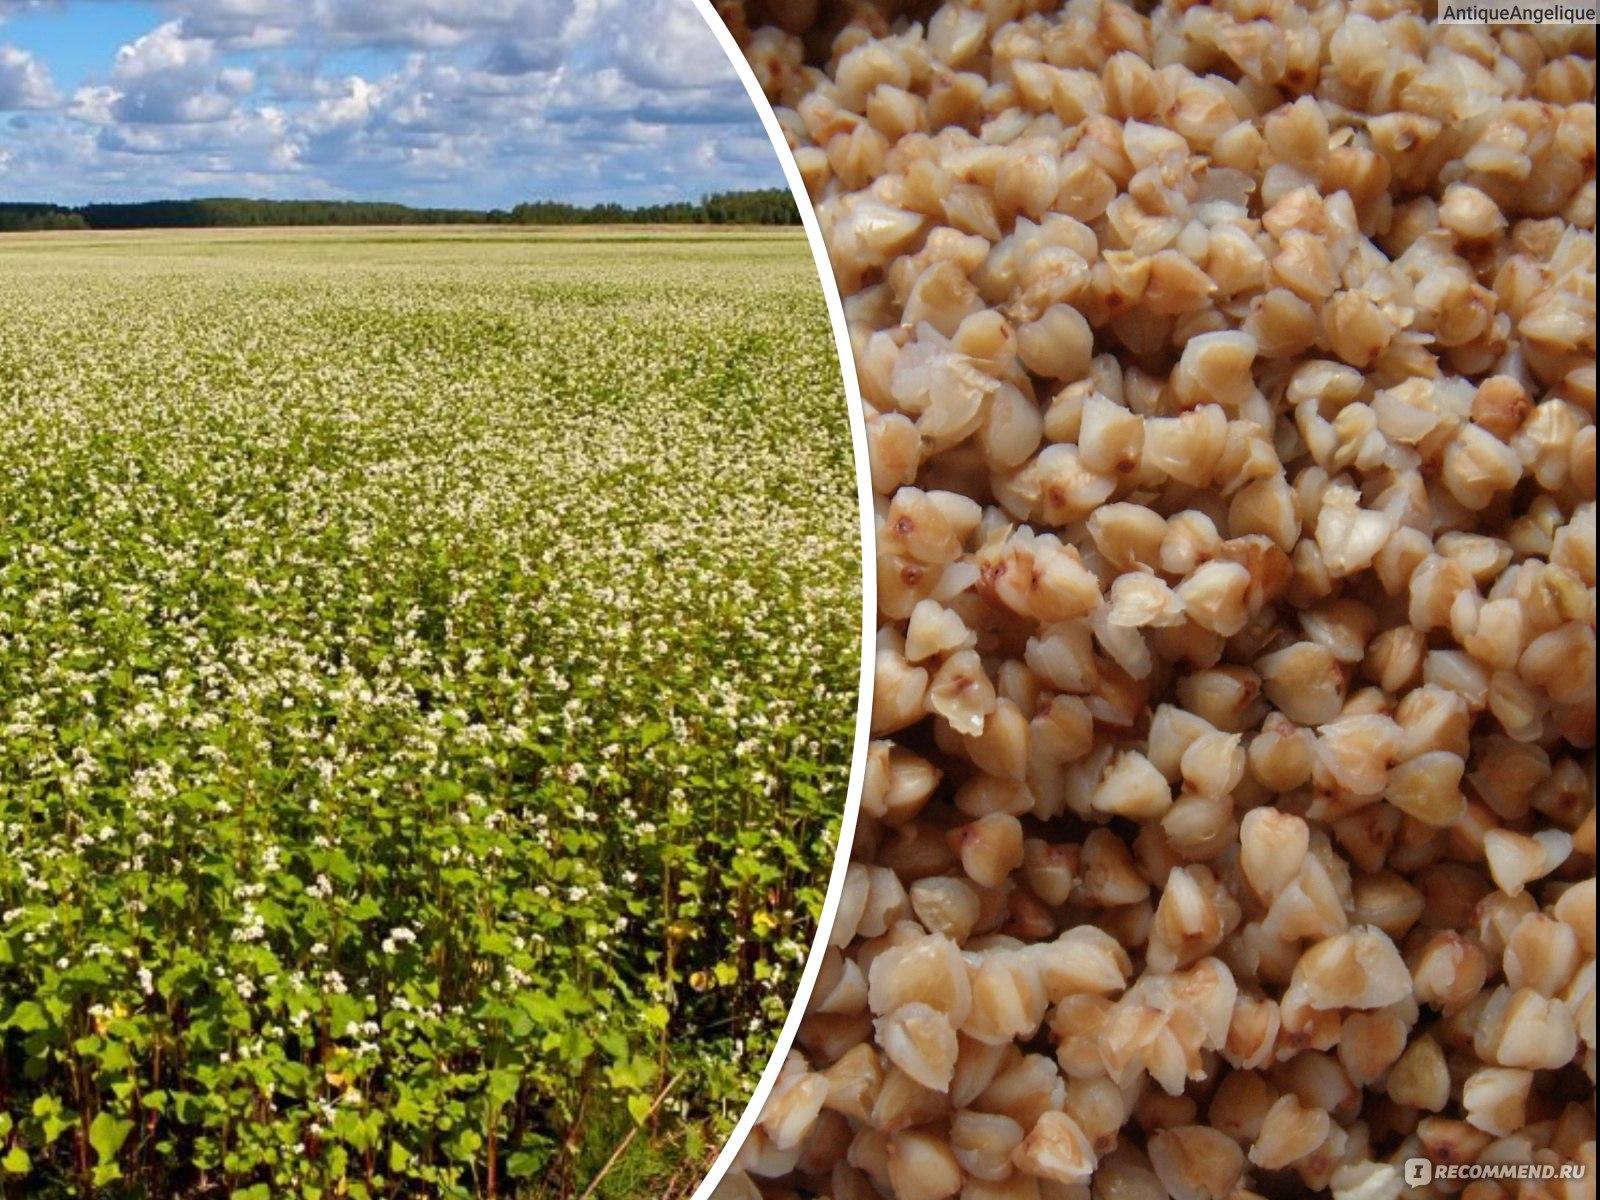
[66,83,116,124]
[154,0,297,49]
[602,0,734,90]
[332,0,575,49]
[109,22,236,124]
[163,0,577,52]
[96,107,292,158]
[217,66,257,96]
[0,0,784,207]
[479,36,565,76]
[303,75,383,131]
[113,21,214,81]
[0,43,55,109]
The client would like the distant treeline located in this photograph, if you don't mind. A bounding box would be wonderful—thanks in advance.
[0,203,86,231]
[0,190,801,232]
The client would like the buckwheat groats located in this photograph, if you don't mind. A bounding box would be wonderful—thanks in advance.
[712,2,1596,1198]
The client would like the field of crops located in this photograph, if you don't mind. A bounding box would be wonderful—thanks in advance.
[0,230,860,1199]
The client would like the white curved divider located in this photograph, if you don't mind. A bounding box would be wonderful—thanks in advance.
[685,3,878,1195]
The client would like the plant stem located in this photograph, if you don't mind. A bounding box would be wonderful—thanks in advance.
[575,1072,685,1200]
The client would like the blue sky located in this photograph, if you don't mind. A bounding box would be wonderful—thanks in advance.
[0,0,784,207]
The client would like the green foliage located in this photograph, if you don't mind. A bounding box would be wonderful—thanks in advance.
[0,190,800,232]
[0,204,88,232]
[0,231,857,1197]
[509,190,800,227]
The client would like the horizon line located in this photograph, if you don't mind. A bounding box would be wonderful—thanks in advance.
[0,188,791,210]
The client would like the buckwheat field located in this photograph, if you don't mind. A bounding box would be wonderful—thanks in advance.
[0,229,859,1199]
[715,2,1596,1199]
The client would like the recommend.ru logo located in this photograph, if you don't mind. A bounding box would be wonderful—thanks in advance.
[1406,1158,1590,1186]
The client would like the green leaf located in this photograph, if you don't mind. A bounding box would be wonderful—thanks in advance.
[346,896,383,923]
[505,1149,547,1179]
[625,1093,653,1126]
[486,1069,520,1107]
[88,1111,133,1166]
[172,1092,204,1124]
[2,1146,29,1175]
[92,1163,124,1187]
[4,1002,47,1032]
[33,1096,71,1146]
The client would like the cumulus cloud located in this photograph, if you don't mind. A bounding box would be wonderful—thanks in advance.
[0,44,55,109]
[156,0,299,49]
[66,83,116,123]
[217,66,256,96]
[164,0,577,52]
[602,0,736,90]
[109,22,236,124]
[315,0,576,49]
[479,36,565,76]
[0,0,784,207]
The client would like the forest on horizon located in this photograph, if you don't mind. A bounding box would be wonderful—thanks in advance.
[0,189,802,231]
